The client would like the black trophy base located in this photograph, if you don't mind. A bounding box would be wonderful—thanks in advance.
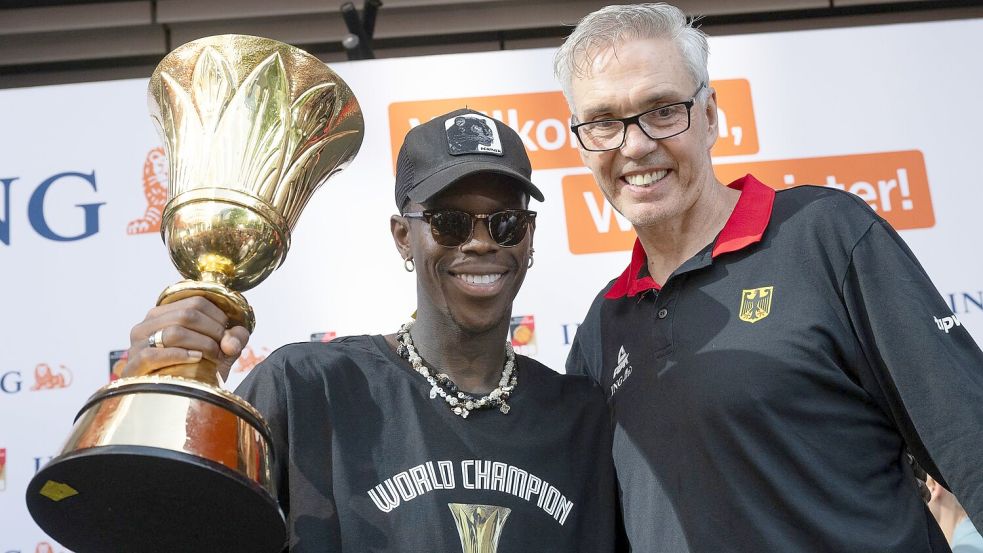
[26,445,286,553]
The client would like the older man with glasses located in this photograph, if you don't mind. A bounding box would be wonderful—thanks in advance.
[558,3,983,552]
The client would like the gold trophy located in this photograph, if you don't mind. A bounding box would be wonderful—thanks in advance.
[26,35,363,553]
[449,503,512,553]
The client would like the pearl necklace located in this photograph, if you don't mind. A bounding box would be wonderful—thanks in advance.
[396,321,517,419]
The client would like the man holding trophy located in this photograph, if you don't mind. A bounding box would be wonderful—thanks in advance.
[25,34,620,553]
[124,107,621,552]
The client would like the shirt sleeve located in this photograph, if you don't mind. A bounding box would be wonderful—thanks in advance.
[565,287,609,383]
[841,219,983,531]
[237,344,344,552]
[235,356,292,521]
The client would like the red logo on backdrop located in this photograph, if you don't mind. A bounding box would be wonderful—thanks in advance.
[509,315,537,356]
[233,346,270,374]
[127,147,168,235]
[30,363,72,391]
[0,447,7,492]
[310,332,337,342]
[110,349,129,381]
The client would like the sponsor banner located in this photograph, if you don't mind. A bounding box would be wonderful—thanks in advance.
[389,91,580,171]
[387,79,758,173]
[509,315,537,356]
[709,79,758,156]
[715,150,934,230]
[561,173,634,255]
[2,18,983,549]
[947,290,983,317]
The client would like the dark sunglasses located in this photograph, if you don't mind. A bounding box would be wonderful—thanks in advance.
[402,209,537,248]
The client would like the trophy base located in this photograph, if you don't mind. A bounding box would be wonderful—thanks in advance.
[25,376,286,553]
[27,445,286,553]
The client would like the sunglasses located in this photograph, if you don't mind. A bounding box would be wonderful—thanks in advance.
[402,209,537,248]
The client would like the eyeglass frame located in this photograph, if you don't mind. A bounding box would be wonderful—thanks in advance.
[569,82,707,152]
[402,209,538,248]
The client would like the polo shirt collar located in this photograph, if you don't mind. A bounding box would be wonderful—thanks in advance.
[604,174,775,299]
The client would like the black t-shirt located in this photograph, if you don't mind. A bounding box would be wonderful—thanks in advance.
[236,334,620,552]
[568,180,983,552]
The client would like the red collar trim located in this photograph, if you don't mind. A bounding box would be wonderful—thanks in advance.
[604,174,775,299]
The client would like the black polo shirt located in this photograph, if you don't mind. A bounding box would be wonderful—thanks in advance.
[567,175,983,552]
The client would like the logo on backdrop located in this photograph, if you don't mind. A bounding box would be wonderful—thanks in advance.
[0,364,72,394]
[1,447,7,491]
[127,147,169,235]
[232,346,269,374]
[509,315,537,356]
[739,286,774,324]
[947,290,983,316]
[29,364,72,391]
[560,323,580,346]
[310,331,337,342]
[0,171,105,246]
[109,349,128,381]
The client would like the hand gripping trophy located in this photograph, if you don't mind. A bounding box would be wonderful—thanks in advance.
[26,35,363,553]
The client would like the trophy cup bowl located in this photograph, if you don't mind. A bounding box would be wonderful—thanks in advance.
[26,35,363,553]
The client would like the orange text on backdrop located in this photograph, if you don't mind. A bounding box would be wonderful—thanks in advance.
[715,150,934,231]
[387,79,758,172]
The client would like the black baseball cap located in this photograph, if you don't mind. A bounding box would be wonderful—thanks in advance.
[394,108,544,210]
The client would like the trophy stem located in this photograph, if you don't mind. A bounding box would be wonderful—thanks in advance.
[156,279,256,386]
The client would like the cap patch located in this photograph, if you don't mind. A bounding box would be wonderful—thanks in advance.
[445,114,503,156]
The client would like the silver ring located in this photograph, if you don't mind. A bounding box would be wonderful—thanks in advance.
[149,329,165,349]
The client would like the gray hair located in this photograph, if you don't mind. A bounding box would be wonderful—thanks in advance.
[554,3,710,109]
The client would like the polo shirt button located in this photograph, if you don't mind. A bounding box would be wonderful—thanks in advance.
[657,308,668,319]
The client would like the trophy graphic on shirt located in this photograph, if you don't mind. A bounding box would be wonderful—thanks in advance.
[26,35,362,553]
[449,503,512,553]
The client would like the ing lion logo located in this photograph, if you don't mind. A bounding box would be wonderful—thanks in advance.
[30,363,73,391]
[127,147,169,235]
[233,346,270,373]
[739,286,774,324]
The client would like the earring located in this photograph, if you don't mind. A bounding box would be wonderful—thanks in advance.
[404,258,415,272]
[527,248,535,269]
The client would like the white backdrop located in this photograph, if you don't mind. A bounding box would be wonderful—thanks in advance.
[2,18,983,552]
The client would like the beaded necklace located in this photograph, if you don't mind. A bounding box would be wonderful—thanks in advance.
[396,321,516,419]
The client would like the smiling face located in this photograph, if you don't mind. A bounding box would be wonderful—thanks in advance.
[392,173,533,335]
[570,38,719,230]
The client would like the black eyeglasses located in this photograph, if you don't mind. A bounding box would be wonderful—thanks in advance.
[570,83,706,152]
[402,209,537,248]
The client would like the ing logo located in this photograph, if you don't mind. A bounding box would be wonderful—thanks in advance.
[30,363,72,391]
[232,346,270,373]
[127,147,168,235]
[509,315,537,356]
